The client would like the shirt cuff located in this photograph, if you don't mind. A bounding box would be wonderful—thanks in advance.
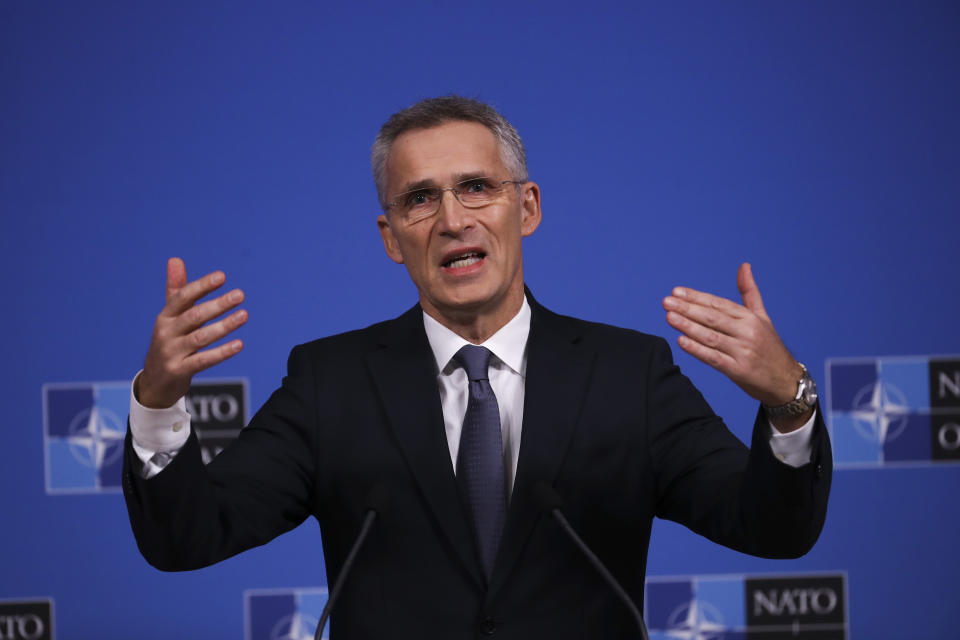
[767,409,816,468]
[129,370,191,467]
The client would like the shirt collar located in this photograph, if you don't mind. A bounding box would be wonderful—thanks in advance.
[423,295,531,377]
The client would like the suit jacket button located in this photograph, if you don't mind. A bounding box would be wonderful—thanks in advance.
[816,463,823,478]
[480,616,496,635]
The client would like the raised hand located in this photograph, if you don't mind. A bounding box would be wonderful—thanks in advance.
[137,257,248,409]
[662,263,808,430]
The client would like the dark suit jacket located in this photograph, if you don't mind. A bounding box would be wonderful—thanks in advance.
[123,294,831,639]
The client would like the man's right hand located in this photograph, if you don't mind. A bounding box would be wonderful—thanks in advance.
[136,257,248,409]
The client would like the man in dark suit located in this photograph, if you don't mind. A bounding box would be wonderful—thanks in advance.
[124,96,830,639]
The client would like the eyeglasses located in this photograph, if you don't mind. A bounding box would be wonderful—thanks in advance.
[384,177,525,225]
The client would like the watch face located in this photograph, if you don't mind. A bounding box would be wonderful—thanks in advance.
[802,378,819,406]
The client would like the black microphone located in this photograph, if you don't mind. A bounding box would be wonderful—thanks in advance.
[314,485,389,640]
[533,483,650,640]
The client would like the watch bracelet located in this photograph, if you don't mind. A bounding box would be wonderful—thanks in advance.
[764,399,811,418]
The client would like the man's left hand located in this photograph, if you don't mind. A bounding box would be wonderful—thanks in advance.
[663,263,809,432]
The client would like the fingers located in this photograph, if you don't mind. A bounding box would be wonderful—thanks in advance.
[142,261,247,408]
[669,286,747,320]
[736,262,768,319]
[144,305,247,393]
[675,334,737,373]
[164,270,227,316]
[663,266,802,406]
[161,295,246,371]
[668,307,763,384]
[663,271,763,379]
[175,287,245,333]
[663,294,741,337]
[165,257,188,304]
[183,339,244,375]
[665,308,735,357]
[182,308,248,353]
[160,265,246,362]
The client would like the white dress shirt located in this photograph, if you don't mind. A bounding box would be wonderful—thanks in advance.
[129,295,815,479]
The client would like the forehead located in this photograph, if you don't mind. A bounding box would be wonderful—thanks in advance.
[385,121,506,192]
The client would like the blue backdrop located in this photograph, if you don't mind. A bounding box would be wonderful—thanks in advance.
[2,1,958,638]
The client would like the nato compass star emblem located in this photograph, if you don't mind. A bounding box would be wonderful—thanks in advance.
[665,599,727,640]
[67,405,125,469]
[850,382,910,444]
[269,612,320,640]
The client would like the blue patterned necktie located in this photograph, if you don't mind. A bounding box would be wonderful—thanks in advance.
[454,344,506,580]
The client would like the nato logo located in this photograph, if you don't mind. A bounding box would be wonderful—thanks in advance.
[244,588,328,640]
[645,572,846,639]
[0,598,54,640]
[184,379,249,464]
[43,379,248,494]
[827,356,960,467]
[43,383,128,493]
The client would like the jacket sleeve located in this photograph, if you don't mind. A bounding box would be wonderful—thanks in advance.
[122,345,318,571]
[647,337,832,558]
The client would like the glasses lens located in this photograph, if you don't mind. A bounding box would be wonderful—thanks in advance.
[457,178,501,206]
[400,188,440,222]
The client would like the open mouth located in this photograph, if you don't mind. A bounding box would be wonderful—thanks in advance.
[442,251,486,269]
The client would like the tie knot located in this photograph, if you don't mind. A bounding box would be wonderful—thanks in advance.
[453,344,493,381]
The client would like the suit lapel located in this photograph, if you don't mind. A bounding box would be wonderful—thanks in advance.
[365,306,484,588]
[487,295,595,601]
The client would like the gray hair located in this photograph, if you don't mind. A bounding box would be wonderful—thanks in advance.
[371,95,528,209]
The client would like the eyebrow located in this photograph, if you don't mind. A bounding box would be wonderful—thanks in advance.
[396,171,493,195]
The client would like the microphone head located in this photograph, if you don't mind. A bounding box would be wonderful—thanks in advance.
[532,482,563,512]
[364,484,391,514]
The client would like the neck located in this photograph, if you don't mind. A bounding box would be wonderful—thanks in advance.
[422,281,525,344]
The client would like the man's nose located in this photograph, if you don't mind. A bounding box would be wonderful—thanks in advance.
[436,189,473,234]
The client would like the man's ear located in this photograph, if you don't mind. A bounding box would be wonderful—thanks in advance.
[377,214,405,264]
[519,181,542,237]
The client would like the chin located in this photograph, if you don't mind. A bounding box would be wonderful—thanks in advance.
[439,293,494,314]
[425,285,494,315]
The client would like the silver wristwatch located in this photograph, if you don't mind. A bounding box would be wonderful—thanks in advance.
[764,363,818,417]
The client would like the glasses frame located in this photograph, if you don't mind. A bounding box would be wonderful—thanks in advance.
[384,177,526,223]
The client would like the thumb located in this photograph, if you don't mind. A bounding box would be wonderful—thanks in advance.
[166,257,187,303]
[737,262,768,319]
